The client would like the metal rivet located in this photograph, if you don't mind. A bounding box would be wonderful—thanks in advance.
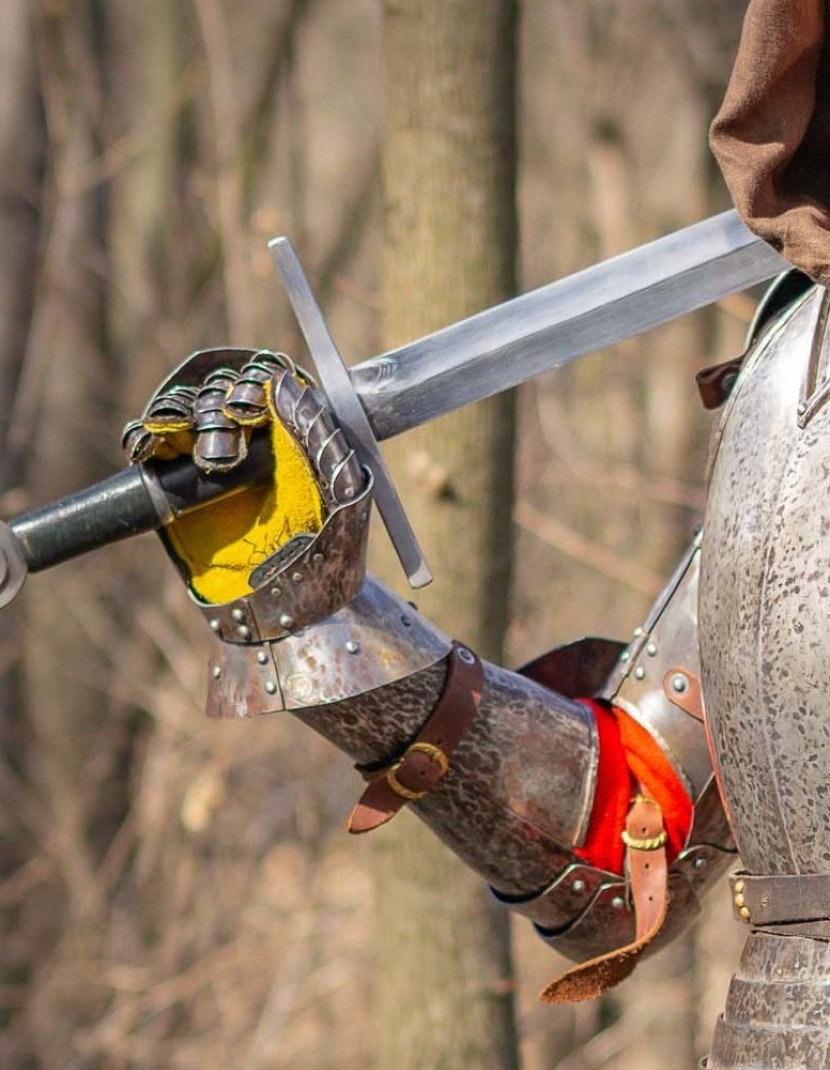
[292,572,303,583]
[634,666,646,680]
[572,879,586,893]
[620,650,630,662]
[694,857,708,870]
[271,587,282,598]
[740,906,751,920]
[646,642,657,657]
[346,640,360,654]
[671,673,689,694]
[265,681,277,695]
[279,613,294,629]
[231,608,245,622]
[457,647,476,665]
[256,651,268,665]
[312,553,325,565]
[721,371,738,395]
[210,619,220,632]
[238,625,251,640]
[611,896,626,910]
[633,626,643,638]
[344,487,355,499]
[797,401,807,416]
[401,614,412,627]
[212,665,222,679]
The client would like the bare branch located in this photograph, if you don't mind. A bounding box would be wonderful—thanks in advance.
[194,0,255,341]
[515,499,664,597]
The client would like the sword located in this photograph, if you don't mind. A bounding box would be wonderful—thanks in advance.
[0,209,788,606]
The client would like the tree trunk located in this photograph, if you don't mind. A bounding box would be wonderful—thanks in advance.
[515,4,748,1066]
[371,2,521,1068]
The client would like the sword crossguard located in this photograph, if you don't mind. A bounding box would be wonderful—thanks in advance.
[269,236,431,589]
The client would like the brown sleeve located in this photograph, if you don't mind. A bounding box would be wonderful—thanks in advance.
[710,0,830,286]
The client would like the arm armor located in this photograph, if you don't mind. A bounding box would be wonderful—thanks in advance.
[130,346,733,979]
[205,531,735,970]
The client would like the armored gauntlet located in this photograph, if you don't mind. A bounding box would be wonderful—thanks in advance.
[124,347,376,715]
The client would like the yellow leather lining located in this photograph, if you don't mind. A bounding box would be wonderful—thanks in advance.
[166,416,325,604]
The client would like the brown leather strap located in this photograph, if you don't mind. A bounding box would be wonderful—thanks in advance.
[539,796,669,1004]
[696,355,745,409]
[730,871,830,928]
[347,642,483,835]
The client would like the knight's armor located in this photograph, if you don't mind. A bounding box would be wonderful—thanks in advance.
[127,346,735,1004]
[701,280,830,1069]
[209,533,735,970]
[125,258,830,1051]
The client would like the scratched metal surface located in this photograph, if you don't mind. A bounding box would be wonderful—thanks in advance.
[708,932,830,1068]
[701,286,830,876]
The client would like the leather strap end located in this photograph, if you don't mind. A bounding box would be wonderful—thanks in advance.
[729,870,830,929]
[539,796,669,1005]
[539,944,646,1004]
[347,796,396,834]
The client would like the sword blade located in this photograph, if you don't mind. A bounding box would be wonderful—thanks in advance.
[0,209,791,606]
[351,209,789,441]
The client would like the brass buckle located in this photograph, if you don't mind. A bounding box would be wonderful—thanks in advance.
[622,795,667,851]
[621,828,668,851]
[385,741,450,800]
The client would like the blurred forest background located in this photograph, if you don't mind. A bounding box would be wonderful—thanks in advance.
[0,1,757,1067]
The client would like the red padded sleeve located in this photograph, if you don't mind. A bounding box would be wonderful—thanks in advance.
[574,700,693,876]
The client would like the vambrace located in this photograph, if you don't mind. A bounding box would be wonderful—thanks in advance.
[200,535,734,999]
[204,576,603,894]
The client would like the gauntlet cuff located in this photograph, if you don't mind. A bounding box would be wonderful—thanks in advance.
[206,576,452,718]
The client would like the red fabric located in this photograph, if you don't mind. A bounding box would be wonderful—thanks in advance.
[573,701,631,874]
[573,699,693,876]
[616,706,693,863]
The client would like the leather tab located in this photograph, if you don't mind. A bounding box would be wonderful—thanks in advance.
[663,665,705,722]
[626,797,668,940]
[347,642,483,834]
[696,355,745,409]
[539,796,668,1004]
[730,871,830,928]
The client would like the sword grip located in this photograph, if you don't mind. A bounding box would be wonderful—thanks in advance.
[6,433,273,575]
